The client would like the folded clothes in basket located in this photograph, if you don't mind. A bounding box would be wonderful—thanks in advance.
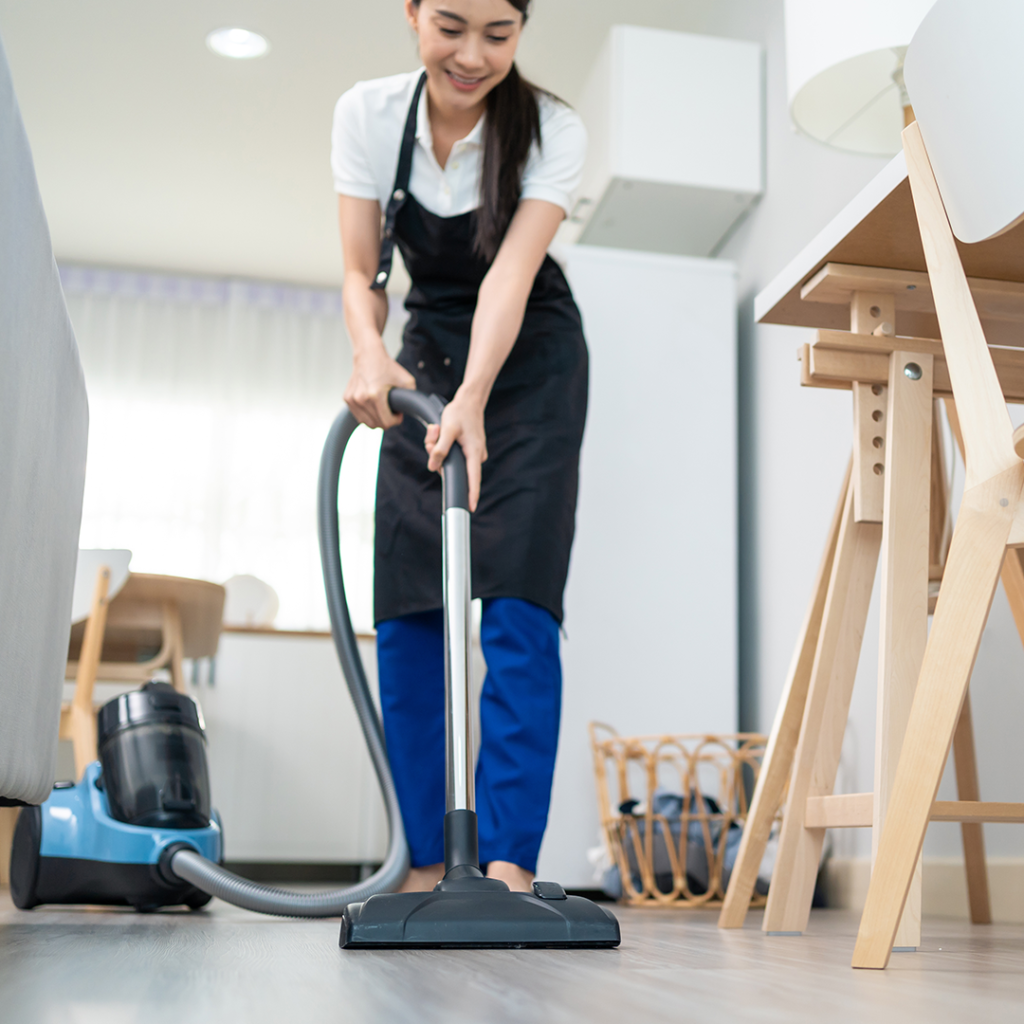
[599,787,773,900]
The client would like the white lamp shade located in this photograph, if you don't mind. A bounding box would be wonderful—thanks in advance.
[905,0,1024,243]
[785,0,936,155]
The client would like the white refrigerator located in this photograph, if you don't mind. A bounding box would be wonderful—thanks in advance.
[538,244,739,887]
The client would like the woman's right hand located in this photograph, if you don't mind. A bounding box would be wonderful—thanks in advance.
[344,341,417,429]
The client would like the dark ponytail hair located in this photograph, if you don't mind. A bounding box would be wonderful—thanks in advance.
[477,45,541,260]
[412,0,543,261]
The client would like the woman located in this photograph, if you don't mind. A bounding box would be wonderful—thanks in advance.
[331,0,587,893]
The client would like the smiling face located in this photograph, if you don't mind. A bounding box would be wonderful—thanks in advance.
[405,0,525,113]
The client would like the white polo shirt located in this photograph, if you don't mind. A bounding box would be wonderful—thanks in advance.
[331,69,586,219]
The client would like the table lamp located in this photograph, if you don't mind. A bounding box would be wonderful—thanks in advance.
[785,0,936,155]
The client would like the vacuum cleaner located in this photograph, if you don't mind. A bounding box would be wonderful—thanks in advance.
[10,389,620,949]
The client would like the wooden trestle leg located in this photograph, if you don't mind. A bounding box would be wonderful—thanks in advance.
[718,460,852,929]
[761,477,882,934]
[871,348,935,950]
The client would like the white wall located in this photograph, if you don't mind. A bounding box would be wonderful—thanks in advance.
[538,246,738,886]
[703,0,1024,863]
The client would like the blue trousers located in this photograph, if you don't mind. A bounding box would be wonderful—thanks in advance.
[376,597,562,873]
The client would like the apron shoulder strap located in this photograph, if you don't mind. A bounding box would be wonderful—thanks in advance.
[371,71,427,292]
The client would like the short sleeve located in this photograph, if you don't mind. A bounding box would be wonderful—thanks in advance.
[331,84,379,200]
[519,98,587,215]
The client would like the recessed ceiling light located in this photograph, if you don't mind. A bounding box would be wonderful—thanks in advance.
[206,27,270,60]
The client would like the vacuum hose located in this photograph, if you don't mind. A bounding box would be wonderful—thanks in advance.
[168,393,449,915]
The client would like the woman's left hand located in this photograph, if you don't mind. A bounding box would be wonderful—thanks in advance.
[425,389,488,513]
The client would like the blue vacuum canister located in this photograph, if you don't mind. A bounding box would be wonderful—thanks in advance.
[10,682,222,912]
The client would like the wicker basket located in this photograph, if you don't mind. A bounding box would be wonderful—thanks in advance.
[589,722,771,907]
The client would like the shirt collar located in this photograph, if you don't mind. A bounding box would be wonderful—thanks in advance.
[415,74,486,153]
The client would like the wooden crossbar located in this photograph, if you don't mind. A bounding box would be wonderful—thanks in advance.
[801,262,1024,331]
[801,333,1024,402]
[806,793,1024,829]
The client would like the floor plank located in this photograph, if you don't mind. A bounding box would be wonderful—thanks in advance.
[2,890,1023,1023]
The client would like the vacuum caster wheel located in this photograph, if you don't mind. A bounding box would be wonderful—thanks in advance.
[9,806,42,910]
[185,890,213,911]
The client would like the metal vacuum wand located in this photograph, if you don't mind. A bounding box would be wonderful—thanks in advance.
[385,389,481,878]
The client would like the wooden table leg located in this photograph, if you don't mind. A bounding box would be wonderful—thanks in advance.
[998,546,1024,653]
[719,460,852,928]
[872,349,934,951]
[762,483,882,934]
[68,566,111,780]
[852,465,1023,968]
[951,690,992,924]
[937,397,995,924]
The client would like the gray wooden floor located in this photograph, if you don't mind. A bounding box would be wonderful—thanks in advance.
[2,889,1022,1023]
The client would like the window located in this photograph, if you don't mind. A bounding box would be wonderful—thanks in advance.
[62,265,406,632]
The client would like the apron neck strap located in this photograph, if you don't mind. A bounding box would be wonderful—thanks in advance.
[371,70,428,292]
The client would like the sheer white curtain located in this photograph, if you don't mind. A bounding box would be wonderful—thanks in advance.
[61,264,406,631]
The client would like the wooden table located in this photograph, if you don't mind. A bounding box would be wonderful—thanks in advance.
[62,572,225,779]
[718,149,1024,953]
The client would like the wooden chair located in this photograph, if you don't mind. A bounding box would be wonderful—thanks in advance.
[61,557,225,779]
[853,0,1024,968]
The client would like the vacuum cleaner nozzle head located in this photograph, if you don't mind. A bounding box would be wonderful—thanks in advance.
[340,876,620,949]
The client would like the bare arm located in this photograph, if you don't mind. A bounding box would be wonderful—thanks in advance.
[338,195,415,429]
[426,198,566,510]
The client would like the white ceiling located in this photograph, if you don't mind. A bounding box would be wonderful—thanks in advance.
[0,1,725,287]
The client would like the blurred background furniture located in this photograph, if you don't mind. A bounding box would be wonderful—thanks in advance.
[62,553,226,778]
[222,574,280,629]
[0,34,89,884]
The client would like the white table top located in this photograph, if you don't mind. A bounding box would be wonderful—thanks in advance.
[755,152,1024,346]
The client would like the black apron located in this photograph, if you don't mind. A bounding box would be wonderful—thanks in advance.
[372,72,588,625]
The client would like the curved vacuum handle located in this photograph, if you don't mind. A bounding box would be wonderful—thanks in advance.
[388,388,469,512]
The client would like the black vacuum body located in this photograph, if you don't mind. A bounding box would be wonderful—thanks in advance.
[98,681,213,830]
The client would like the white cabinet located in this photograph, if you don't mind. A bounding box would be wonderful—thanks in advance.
[197,628,487,865]
[573,26,763,257]
[199,632,387,864]
[538,245,738,886]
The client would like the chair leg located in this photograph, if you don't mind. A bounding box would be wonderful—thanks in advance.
[70,566,111,780]
[762,483,882,934]
[719,460,852,928]
[852,466,1023,968]
[164,602,187,694]
[951,690,992,924]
